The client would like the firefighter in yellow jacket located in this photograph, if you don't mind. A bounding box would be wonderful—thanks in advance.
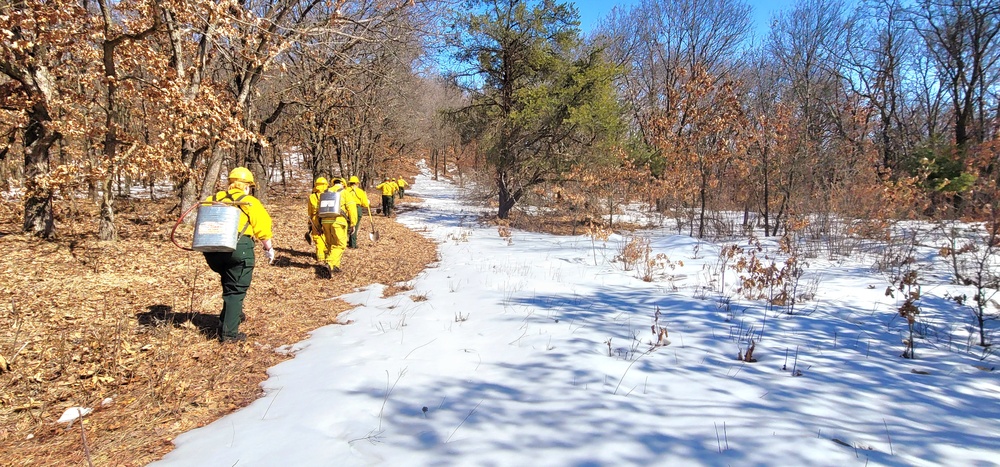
[344,175,370,248]
[376,177,398,216]
[308,177,357,274]
[396,176,408,199]
[203,167,274,343]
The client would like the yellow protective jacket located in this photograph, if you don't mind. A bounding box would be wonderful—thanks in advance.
[396,178,407,189]
[376,180,397,196]
[344,185,370,209]
[205,189,273,241]
[308,181,328,232]
[310,185,358,227]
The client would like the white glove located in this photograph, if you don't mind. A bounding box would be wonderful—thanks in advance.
[265,248,275,264]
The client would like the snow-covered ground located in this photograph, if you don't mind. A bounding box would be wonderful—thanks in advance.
[150,162,1000,466]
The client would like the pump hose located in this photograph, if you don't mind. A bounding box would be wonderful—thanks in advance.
[169,202,206,251]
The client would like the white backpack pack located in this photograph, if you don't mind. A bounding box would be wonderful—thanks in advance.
[317,189,342,218]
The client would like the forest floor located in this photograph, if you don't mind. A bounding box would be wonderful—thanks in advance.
[0,179,437,466]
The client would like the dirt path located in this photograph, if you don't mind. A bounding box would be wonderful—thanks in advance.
[0,187,437,466]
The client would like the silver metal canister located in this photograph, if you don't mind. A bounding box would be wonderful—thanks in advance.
[318,190,342,218]
[192,204,241,252]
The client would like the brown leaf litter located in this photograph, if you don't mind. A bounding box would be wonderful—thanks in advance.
[0,182,436,466]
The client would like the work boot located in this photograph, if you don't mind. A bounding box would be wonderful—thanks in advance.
[220,332,247,343]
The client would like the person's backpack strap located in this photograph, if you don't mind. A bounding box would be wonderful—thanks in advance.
[215,191,251,237]
[232,193,251,237]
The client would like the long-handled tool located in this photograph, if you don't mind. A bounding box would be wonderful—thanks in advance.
[366,205,379,242]
[305,219,320,245]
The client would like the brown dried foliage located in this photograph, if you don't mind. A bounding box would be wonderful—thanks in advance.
[0,183,436,466]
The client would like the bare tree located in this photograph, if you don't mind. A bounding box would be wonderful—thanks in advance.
[0,0,95,237]
[278,0,446,184]
[95,0,163,241]
[913,0,1000,150]
[841,0,919,172]
[599,0,753,152]
[742,49,791,236]
[766,0,858,236]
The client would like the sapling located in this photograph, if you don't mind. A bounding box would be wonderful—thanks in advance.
[732,235,801,315]
[939,218,1000,347]
[717,244,741,295]
[717,295,734,321]
[497,225,513,245]
[650,306,670,347]
[615,235,645,271]
[743,340,757,362]
[887,270,921,359]
[791,345,801,376]
[585,221,611,266]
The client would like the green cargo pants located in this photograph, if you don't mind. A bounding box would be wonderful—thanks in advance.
[203,235,255,340]
[381,195,393,216]
[348,205,363,248]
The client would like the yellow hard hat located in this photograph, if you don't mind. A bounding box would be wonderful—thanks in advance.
[314,177,328,188]
[348,175,360,185]
[228,167,255,186]
[332,177,345,185]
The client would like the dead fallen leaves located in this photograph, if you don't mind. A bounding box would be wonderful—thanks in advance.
[0,179,435,466]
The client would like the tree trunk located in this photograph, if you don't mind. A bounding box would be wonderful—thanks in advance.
[498,191,517,219]
[98,178,117,241]
[762,145,771,236]
[249,150,268,204]
[200,147,225,199]
[98,40,120,242]
[22,112,56,238]
[977,307,986,347]
[179,177,199,222]
[432,148,439,180]
[278,148,287,193]
[497,170,518,219]
[607,192,615,229]
[177,138,204,224]
[698,171,707,238]
[95,0,160,240]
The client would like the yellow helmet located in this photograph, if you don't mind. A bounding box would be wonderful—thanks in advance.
[331,177,345,185]
[348,175,360,185]
[228,167,255,186]
[314,177,328,189]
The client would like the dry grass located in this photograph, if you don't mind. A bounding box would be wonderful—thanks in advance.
[0,182,436,466]
[496,211,647,236]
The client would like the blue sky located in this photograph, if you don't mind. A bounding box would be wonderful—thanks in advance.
[573,0,797,38]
